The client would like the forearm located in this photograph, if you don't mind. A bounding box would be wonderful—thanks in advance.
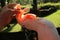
[37,26,60,40]
[0,17,4,31]
[0,13,5,31]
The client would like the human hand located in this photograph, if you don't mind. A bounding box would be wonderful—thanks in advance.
[0,4,17,31]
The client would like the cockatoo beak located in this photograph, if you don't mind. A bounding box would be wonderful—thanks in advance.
[23,7,30,14]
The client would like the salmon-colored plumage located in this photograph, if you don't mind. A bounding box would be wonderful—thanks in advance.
[15,4,60,40]
[15,4,36,24]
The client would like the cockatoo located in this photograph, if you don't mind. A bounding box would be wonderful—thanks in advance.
[15,4,60,40]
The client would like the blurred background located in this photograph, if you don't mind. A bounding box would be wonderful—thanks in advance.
[0,0,60,32]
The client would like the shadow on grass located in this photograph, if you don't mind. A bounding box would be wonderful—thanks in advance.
[2,23,17,32]
[2,18,18,32]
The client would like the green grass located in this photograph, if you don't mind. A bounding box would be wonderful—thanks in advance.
[38,2,60,7]
[20,2,60,8]
[21,2,60,28]
[10,24,22,32]
[2,24,22,32]
[44,10,60,28]
[1,2,60,32]
[9,10,60,32]
[2,10,60,32]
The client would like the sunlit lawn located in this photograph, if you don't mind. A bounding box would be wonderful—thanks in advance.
[1,2,60,32]
[44,10,60,27]
[8,10,60,32]
[10,24,22,32]
[2,24,22,32]
[2,10,60,32]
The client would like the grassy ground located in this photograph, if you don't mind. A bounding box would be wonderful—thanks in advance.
[1,2,60,32]
[21,2,60,8]
[3,10,60,32]
[44,10,60,27]
[38,2,60,7]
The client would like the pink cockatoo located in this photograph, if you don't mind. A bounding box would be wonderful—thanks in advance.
[15,4,60,40]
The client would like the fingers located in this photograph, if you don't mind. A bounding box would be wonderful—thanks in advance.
[1,4,19,16]
[6,4,21,14]
[2,3,17,12]
[3,3,17,9]
[14,4,21,10]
